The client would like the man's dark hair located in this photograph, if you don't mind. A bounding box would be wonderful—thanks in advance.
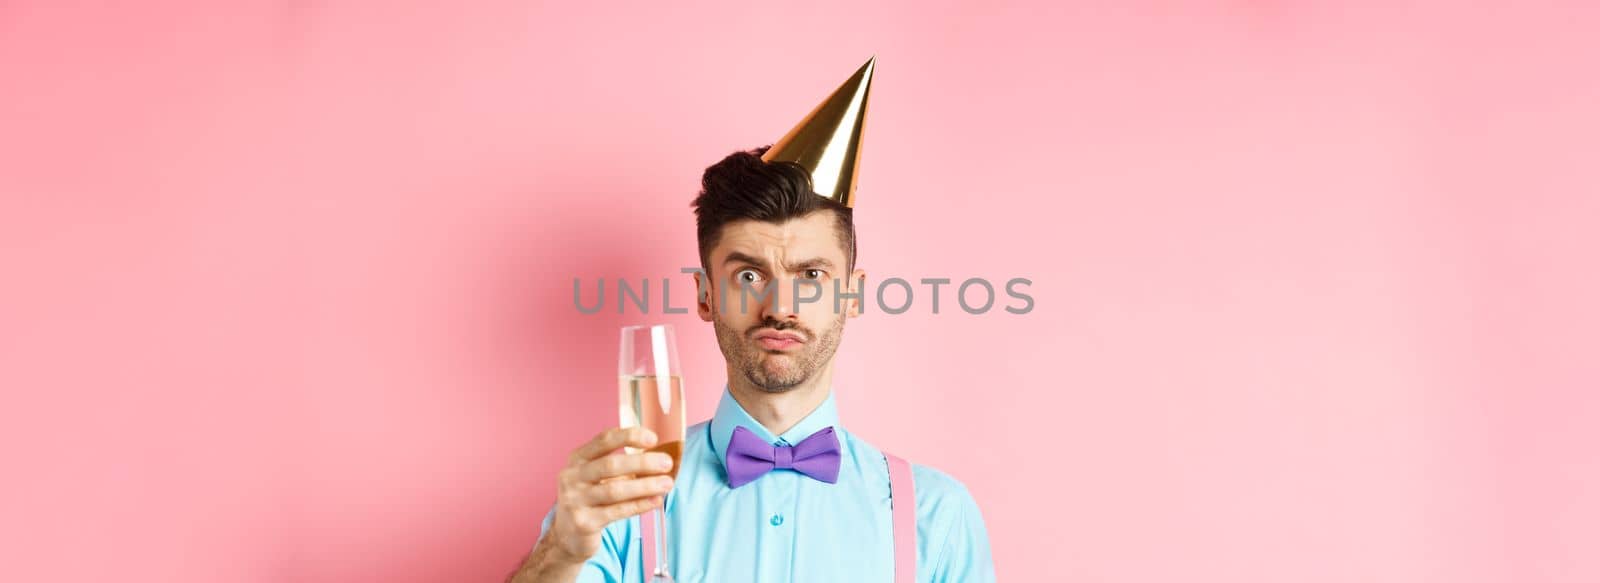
[692,145,857,273]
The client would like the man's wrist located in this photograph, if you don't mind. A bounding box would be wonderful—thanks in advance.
[509,536,585,583]
[539,537,589,569]
[533,532,590,570]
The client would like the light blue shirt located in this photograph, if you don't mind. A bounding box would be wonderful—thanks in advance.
[540,387,995,582]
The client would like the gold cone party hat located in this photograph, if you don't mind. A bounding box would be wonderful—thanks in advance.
[761,56,876,208]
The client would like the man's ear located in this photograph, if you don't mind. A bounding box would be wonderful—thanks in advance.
[846,268,867,319]
[694,269,715,322]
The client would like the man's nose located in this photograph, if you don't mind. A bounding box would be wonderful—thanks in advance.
[759,275,799,320]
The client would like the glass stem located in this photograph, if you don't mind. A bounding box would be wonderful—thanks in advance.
[652,507,671,580]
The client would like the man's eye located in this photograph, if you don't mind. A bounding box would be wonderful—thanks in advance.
[802,269,823,280]
[736,269,762,283]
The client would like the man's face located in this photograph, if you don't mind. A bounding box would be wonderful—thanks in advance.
[696,211,865,393]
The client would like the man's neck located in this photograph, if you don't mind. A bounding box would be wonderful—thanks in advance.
[727,363,834,437]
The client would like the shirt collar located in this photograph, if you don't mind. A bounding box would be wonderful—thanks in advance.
[709,384,841,470]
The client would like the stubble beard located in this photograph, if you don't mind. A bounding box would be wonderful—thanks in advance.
[713,311,846,393]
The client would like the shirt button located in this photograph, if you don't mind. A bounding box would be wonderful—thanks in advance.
[769,514,784,526]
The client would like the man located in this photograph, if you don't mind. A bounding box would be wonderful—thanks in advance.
[509,57,995,583]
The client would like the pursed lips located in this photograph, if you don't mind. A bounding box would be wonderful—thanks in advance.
[752,329,805,351]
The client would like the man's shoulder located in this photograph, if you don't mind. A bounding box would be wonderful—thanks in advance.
[685,419,712,450]
[838,429,979,511]
[909,461,979,511]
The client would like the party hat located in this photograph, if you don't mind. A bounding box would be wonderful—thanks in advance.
[760,56,876,208]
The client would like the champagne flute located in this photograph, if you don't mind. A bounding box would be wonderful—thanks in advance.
[619,325,685,582]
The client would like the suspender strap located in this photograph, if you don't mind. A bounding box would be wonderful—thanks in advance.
[885,452,917,583]
[637,512,657,583]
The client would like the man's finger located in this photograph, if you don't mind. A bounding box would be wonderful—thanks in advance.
[595,496,664,525]
[568,427,658,465]
[578,451,675,483]
[584,475,674,505]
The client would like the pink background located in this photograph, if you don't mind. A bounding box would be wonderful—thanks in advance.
[2,1,1596,582]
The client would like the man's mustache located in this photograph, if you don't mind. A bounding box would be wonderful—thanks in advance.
[746,318,811,341]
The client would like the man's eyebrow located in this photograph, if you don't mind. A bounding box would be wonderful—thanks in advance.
[789,257,836,271]
[722,251,768,269]
[720,252,835,272]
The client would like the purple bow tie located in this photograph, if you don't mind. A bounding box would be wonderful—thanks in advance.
[724,425,841,488]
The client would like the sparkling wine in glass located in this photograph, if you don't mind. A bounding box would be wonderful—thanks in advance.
[618,325,685,582]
